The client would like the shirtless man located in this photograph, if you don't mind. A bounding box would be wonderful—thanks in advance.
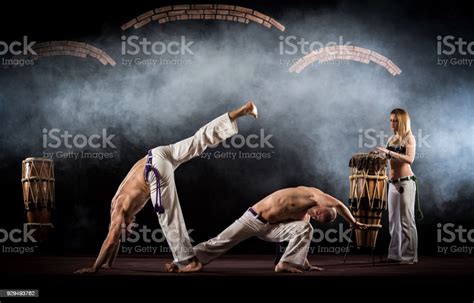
[75,101,258,274]
[169,186,367,273]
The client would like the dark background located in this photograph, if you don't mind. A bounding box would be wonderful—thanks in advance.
[0,0,473,257]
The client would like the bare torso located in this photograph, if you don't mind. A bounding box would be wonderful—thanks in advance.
[112,157,150,221]
[388,159,413,179]
[387,135,414,179]
[252,187,317,223]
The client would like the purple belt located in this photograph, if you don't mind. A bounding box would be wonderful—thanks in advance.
[248,207,268,224]
[144,150,164,214]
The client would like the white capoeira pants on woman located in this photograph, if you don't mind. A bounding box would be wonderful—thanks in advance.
[146,113,238,267]
[388,179,418,262]
[193,209,314,268]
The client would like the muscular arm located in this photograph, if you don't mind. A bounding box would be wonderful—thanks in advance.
[75,203,124,274]
[92,209,124,270]
[105,241,121,268]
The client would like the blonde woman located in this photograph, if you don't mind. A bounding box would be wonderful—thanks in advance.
[377,108,421,264]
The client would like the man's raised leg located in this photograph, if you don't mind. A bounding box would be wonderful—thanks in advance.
[164,101,258,168]
[149,101,258,272]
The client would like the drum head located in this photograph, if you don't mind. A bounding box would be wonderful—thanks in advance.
[23,157,53,163]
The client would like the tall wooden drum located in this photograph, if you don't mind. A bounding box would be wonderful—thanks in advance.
[21,157,55,241]
[348,153,387,248]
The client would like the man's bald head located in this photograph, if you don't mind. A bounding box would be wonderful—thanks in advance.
[308,206,337,223]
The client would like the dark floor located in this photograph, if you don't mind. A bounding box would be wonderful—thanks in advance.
[2,254,474,277]
[0,255,473,301]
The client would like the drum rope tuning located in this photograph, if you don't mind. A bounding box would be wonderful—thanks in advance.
[348,153,388,248]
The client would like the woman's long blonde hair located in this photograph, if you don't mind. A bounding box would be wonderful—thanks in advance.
[390,108,412,145]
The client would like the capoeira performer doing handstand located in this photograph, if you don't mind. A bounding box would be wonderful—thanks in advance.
[75,101,258,274]
[166,186,367,273]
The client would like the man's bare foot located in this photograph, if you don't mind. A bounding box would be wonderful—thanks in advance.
[303,259,324,271]
[178,260,202,273]
[304,264,324,271]
[164,262,179,273]
[275,261,303,273]
[100,264,112,270]
[228,101,258,121]
[74,267,97,274]
[244,101,258,119]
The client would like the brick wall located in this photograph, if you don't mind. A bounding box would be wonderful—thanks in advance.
[289,45,401,76]
[121,4,285,32]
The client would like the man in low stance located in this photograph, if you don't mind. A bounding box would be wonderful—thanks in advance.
[166,186,367,273]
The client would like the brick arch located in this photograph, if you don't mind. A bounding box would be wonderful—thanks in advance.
[31,41,116,66]
[289,45,401,76]
[121,4,285,32]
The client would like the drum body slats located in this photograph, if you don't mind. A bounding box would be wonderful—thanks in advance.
[21,157,55,241]
[348,153,387,248]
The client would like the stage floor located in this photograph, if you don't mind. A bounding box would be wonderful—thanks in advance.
[1,254,473,301]
[2,254,474,277]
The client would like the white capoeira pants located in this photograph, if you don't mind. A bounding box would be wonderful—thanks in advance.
[146,113,238,266]
[387,179,418,262]
[193,209,314,268]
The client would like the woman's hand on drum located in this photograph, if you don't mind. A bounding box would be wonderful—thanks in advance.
[376,147,390,158]
[74,267,97,274]
[351,221,369,230]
